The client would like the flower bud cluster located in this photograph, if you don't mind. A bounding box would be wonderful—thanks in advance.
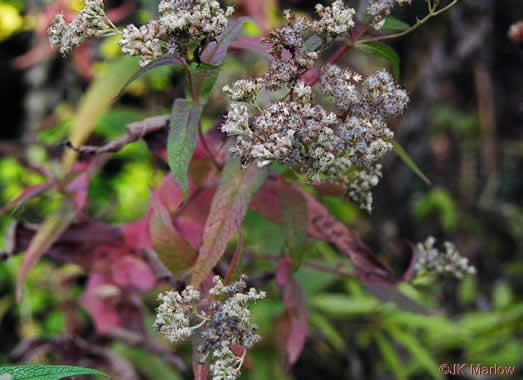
[415,237,477,279]
[48,0,119,55]
[154,275,265,380]
[367,0,412,30]
[120,0,234,66]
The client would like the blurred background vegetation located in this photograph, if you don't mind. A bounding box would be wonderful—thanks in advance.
[0,0,522,379]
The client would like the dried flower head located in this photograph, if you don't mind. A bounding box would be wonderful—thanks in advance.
[48,0,119,55]
[222,60,409,212]
[154,275,265,380]
[312,0,356,36]
[367,0,412,30]
[120,0,234,66]
[415,237,477,279]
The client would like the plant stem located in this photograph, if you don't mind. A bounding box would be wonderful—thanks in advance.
[357,0,459,44]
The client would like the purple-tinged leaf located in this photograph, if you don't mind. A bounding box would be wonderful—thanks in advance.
[167,99,203,198]
[192,359,209,380]
[149,190,197,276]
[229,36,272,58]
[191,159,267,287]
[276,259,308,368]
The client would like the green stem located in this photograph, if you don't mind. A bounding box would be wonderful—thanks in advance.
[357,0,459,44]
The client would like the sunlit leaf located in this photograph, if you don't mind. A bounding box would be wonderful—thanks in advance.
[16,202,76,301]
[310,295,379,317]
[191,159,267,287]
[386,325,444,379]
[0,364,109,380]
[374,333,408,380]
[356,41,401,81]
[63,57,138,171]
[382,17,410,32]
[167,99,203,198]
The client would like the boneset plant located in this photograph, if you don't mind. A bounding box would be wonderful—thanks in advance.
[3,0,473,379]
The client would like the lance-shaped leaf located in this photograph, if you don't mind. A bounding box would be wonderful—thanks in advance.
[0,365,109,380]
[390,139,431,185]
[16,201,76,301]
[191,159,267,287]
[276,257,308,368]
[193,17,251,98]
[356,41,401,81]
[279,182,308,270]
[167,99,203,198]
[116,56,185,99]
[149,191,197,275]
[63,57,138,171]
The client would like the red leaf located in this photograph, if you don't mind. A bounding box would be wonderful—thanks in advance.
[149,190,197,275]
[193,359,209,380]
[230,345,253,369]
[80,274,121,334]
[276,260,308,368]
[229,37,272,58]
[251,177,395,285]
[112,255,156,291]
[191,159,267,287]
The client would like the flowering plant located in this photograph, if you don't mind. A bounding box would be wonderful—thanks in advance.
[3,1,480,379]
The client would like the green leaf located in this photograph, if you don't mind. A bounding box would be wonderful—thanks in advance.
[303,34,323,53]
[390,139,431,185]
[356,41,401,81]
[310,295,379,317]
[309,312,345,351]
[382,17,410,32]
[279,182,308,270]
[64,57,139,171]
[167,99,204,198]
[149,190,197,275]
[386,325,444,379]
[374,333,408,380]
[0,365,109,380]
[191,159,268,287]
[116,56,185,99]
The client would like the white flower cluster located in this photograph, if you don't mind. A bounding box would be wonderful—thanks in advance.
[312,0,356,36]
[154,275,265,380]
[120,0,234,66]
[48,0,119,55]
[222,62,408,211]
[367,0,413,29]
[153,286,201,343]
[415,237,477,279]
